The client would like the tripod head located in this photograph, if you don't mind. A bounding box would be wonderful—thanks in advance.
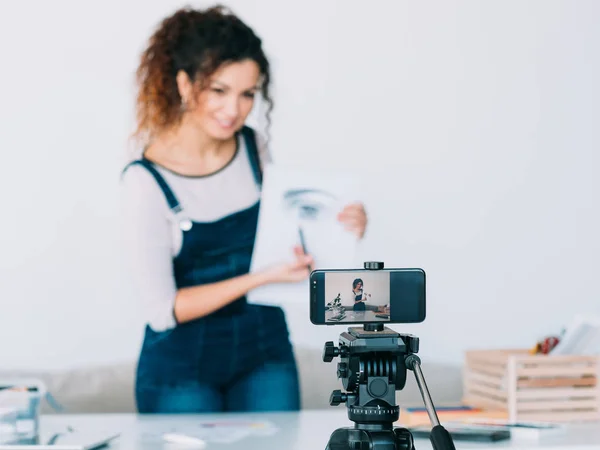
[321,262,456,450]
[323,325,418,426]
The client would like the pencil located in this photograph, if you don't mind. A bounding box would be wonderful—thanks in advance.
[298,227,312,272]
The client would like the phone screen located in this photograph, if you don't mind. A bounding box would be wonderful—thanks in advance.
[310,268,426,325]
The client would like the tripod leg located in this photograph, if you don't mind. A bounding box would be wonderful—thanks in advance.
[405,355,456,450]
[405,354,439,426]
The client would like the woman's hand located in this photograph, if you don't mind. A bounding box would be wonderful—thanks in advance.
[337,202,368,239]
[262,245,313,283]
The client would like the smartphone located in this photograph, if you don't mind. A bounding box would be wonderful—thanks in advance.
[310,268,426,325]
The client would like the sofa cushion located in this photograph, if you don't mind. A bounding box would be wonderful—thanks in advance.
[0,348,462,413]
[0,361,136,414]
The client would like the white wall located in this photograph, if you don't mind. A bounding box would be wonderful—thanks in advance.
[0,0,599,371]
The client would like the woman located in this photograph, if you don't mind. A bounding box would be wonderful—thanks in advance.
[120,5,368,413]
[352,278,371,311]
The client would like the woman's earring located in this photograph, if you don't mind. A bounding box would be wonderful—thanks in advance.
[180,97,188,112]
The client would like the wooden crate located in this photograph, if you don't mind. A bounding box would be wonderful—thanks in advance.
[462,349,600,423]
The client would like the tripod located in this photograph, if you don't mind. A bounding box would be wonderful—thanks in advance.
[322,323,457,450]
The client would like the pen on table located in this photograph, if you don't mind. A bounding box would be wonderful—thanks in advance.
[297,227,312,272]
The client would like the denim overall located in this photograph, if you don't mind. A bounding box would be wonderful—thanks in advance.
[353,292,366,311]
[123,126,300,413]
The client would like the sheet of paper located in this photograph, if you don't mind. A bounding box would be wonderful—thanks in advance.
[247,163,364,306]
[141,420,278,445]
[550,314,600,355]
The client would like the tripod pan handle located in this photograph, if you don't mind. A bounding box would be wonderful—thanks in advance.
[430,425,456,450]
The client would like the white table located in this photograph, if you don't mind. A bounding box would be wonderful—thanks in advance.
[30,410,600,450]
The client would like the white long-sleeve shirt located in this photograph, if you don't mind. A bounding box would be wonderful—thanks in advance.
[120,132,270,332]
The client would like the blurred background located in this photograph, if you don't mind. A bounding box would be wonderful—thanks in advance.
[0,0,598,375]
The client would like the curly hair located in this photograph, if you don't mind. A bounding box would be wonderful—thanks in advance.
[132,4,272,145]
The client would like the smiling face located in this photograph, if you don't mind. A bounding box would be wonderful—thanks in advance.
[178,59,261,140]
[352,278,363,294]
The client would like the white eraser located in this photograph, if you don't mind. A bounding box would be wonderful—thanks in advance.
[162,432,207,448]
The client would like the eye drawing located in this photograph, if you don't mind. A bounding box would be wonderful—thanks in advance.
[297,203,320,220]
[282,188,338,221]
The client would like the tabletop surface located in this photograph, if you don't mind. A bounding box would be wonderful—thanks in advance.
[21,410,600,450]
[326,310,389,323]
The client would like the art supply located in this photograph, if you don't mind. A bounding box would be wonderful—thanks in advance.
[146,420,279,445]
[297,227,312,272]
[459,419,566,439]
[0,427,121,449]
[0,379,45,445]
[163,433,207,448]
[397,404,507,427]
[0,407,19,445]
[550,314,600,355]
[409,425,511,442]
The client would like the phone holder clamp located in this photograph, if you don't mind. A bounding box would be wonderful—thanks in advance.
[363,261,385,270]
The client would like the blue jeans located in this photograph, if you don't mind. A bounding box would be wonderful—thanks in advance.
[135,305,301,413]
[136,358,300,413]
[353,301,366,311]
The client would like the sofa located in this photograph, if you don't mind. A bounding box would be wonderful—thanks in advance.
[0,346,463,414]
